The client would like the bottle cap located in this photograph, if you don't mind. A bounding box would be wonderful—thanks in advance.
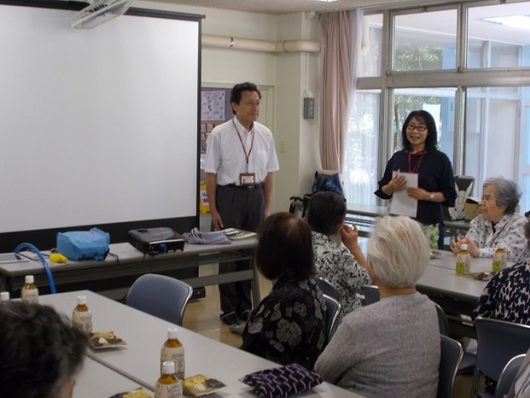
[77,295,87,305]
[167,327,179,339]
[0,291,10,301]
[162,361,176,375]
[460,243,468,250]
[25,275,34,284]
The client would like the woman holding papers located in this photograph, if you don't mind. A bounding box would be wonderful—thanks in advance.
[375,110,456,249]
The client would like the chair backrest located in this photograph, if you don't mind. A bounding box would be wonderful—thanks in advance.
[438,335,464,398]
[495,354,526,398]
[472,317,530,397]
[361,284,380,305]
[126,273,193,326]
[323,294,341,345]
[316,277,340,301]
[435,303,449,336]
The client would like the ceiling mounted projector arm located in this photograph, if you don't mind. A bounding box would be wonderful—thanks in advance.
[72,0,131,29]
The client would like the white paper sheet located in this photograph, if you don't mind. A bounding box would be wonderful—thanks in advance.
[389,172,418,218]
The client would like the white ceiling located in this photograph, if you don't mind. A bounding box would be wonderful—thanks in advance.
[140,0,448,15]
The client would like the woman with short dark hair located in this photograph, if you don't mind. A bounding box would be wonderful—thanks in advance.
[307,191,371,315]
[0,301,87,398]
[241,212,326,370]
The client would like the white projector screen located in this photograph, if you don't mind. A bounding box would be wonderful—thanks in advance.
[0,2,201,251]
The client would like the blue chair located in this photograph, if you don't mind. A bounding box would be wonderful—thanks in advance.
[361,284,380,305]
[471,317,530,397]
[316,277,340,301]
[323,294,341,345]
[439,335,464,398]
[126,273,193,326]
[494,354,526,398]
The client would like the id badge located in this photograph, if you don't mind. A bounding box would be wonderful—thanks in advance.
[240,173,256,186]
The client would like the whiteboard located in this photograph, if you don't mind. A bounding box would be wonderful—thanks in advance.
[0,3,201,250]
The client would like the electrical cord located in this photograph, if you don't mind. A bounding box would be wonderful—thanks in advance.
[14,243,56,294]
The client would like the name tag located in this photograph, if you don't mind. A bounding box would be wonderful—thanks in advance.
[240,173,256,186]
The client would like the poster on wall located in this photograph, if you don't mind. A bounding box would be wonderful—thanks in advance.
[201,90,226,121]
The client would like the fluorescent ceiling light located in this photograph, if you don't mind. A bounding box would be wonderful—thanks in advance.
[316,0,339,2]
[482,15,530,32]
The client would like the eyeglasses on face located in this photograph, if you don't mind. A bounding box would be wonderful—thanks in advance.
[406,124,427,132]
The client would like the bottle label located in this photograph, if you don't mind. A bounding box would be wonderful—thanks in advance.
[455,254,470,275]
[492,252,507,273]
[161,347,185,380]
[155,381,182,398]
[21,288,39,304]
[72,311,93,334]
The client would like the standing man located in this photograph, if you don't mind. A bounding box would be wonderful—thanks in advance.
[204,82,279,326]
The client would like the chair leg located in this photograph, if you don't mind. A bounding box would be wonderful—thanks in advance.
[470,369,481,398]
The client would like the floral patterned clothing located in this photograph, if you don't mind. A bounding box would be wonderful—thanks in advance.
[466,213,528,264]
[312,232,371,316]
[472,261,530,325]
[241,276,326,370]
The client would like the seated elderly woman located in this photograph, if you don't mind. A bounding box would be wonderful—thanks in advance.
[473,220,530,325]
[451,177,527,263]
[314,216,440,398]
[0,301,87,398]
[241,212,326,370]
[306,191,371,315]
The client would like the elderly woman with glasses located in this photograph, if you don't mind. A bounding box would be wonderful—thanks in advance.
[375,110,457,249]
[451,177,527,263]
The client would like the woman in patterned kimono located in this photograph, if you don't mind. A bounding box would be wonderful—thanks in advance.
[306,191,371,316]
[451,177,528,264]
[241,212,326,370]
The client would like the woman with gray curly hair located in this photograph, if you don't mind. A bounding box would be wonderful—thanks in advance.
[314,216,440,398]
[450,177,527,263]
[0,301,87,398]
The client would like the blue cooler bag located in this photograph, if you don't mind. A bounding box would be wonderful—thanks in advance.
[56,228,110,261]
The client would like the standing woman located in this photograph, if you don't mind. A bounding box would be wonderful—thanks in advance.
[375,110,457,249]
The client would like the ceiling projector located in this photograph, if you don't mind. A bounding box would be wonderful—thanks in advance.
[72,0,131,29]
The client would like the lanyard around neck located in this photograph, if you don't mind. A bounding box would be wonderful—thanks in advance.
[233,119,255,167]
[407,150,425,174]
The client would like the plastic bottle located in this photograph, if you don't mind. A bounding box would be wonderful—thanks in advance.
[21,275,39,304]
[492,247,507,273]
[161,328,185,381]
[0,291,10,302]
[72,295,93,334]
[455,244,470,275]
[155,361,182,398]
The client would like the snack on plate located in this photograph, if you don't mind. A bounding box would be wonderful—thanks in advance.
[182,374,226,396]
[89,331,127,350]
[109,388,152,398]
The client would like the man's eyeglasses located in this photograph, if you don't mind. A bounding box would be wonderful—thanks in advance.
[406,124,427,132]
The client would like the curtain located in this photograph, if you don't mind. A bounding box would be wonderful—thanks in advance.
[319,11,353,172]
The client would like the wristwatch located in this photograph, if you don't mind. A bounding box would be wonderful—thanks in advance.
[430,193,435,201]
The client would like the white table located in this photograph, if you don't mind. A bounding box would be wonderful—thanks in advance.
[0,239,260,304]
[417,250,494,337]
[76,357,154,398]
[41,290,360,397]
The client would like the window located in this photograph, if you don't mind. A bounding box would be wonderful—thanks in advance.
[344,1,530,209]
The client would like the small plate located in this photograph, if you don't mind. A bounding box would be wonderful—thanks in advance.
[182,375,226,396]
[468,272,493,281]
[109,388,152,398]
[89,331,127,350]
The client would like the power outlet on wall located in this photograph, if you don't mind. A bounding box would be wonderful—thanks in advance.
[303,97,314,119]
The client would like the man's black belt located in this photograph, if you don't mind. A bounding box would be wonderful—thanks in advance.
[225,183,262,190]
